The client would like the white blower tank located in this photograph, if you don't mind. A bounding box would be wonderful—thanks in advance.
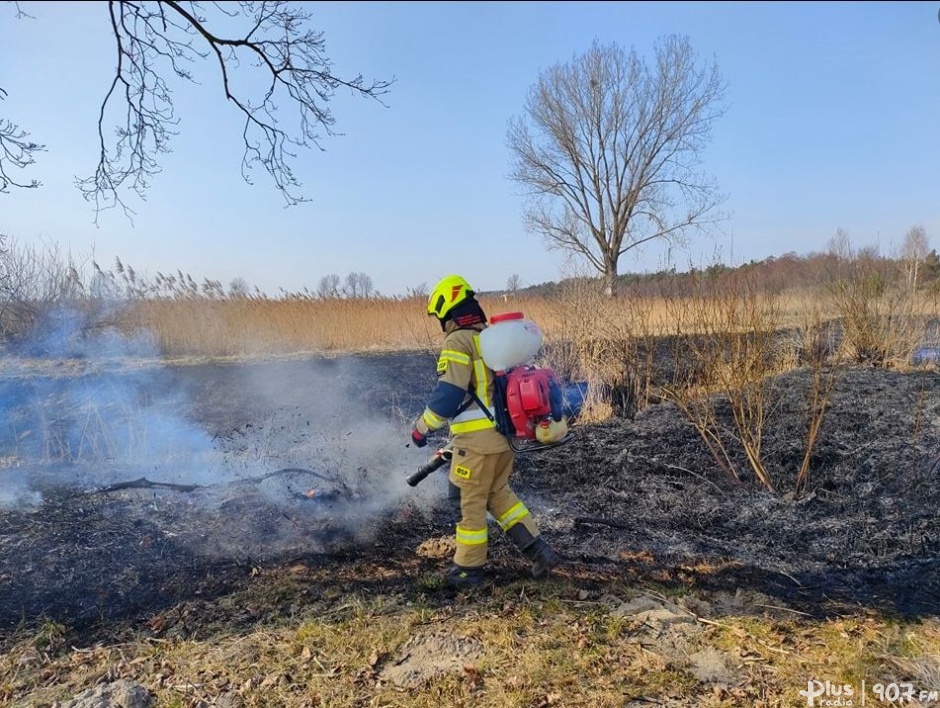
[479,312,544,372]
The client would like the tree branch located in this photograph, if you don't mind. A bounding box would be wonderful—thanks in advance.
[0,88,45,192]
[68,0,393,219]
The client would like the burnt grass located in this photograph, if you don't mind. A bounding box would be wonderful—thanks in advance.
[2,350,940,644]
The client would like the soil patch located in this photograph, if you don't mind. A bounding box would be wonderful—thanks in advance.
[378,632,485,689]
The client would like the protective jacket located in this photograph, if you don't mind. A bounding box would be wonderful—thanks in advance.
[414,321,509,454]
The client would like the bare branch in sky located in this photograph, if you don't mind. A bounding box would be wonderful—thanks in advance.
[2,1,393,220]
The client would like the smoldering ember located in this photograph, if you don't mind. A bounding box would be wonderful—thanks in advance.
[2,347,939,627]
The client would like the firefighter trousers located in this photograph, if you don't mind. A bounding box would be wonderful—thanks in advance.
[447,445,540,568]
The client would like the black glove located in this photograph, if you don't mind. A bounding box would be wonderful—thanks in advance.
[411,428,428,448]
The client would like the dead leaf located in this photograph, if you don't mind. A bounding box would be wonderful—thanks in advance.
[463,664,484,686]
[147,615,167,632]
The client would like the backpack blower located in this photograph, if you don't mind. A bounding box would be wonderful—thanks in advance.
[407,312,580,487]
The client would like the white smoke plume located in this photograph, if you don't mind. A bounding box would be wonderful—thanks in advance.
[0,308,445,559]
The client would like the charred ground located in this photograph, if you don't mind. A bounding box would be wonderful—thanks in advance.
[1,351,940,648]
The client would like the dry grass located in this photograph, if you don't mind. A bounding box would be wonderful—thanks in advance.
[828,272,939,366]
[3,568,939,707]
[117,297,443,358]
[108,285,940,363]
[114,292,680,360]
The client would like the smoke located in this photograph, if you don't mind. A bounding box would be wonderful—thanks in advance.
[0,307,221,491]
[0,308,444,560]
[214,354,445,514]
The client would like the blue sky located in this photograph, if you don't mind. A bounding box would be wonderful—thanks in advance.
[1,1,938,297]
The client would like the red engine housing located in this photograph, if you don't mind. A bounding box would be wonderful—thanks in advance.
[504,366,556,439]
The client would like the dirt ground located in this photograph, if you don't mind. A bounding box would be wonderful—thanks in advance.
[1,349,939,645]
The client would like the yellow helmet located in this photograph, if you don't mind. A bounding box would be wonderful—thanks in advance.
[427,274,474,320]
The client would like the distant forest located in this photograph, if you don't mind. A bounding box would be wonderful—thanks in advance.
[505,247,940,299]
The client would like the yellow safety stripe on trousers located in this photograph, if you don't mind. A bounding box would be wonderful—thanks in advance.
[439,349,471,367]
[496,502,531,531]
[422,407,448,431]
[455,525,488,546]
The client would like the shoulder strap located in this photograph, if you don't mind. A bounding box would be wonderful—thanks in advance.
[464,372,514,437]
[448,329,512,437]
[462,386,493,422]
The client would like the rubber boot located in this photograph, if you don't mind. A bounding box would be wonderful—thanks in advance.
[506,525,561,579]
[524,537,560,579]
[445,564,485,590]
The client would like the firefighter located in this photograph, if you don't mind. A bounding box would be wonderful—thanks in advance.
[411,274,560,589]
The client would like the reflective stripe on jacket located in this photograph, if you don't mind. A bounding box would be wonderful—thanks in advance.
[419,325,498,437]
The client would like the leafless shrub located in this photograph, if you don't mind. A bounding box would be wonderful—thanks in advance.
[545,277,662,420]
[660,272,787,490]
[791,300,847,498]
[829,255,935,367]
[0,238,116,341]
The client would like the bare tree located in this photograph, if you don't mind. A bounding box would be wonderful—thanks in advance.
[406,281,428,298]
[228,276,250,298]
[342,271,373,298]
[901,225,929,289]
[317,273,341,299]
[508,36,726,297]
[824,227,855,283]
[506,273,522,294]
[2,1,392,217]
[826,228,854,261]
